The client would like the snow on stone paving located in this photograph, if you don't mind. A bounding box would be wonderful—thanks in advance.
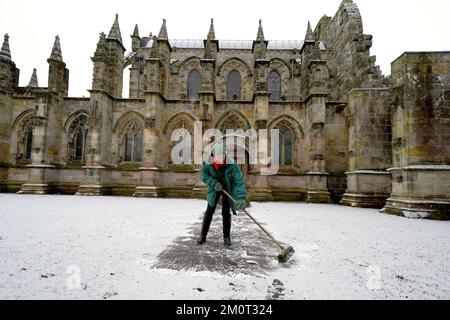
[0,194,449,300]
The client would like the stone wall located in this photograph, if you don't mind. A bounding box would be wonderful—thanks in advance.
[0,93,12,165]
[341,88,392,208]
[130,46,300,102]
[345,89,392,171]
[325,102,348,200]
[382,52,450,219]
[314,0,385,102]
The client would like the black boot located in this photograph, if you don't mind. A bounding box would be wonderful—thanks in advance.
[196,235,206,245]
[224,237,231,248]
[222,197,232,248]
[197,209,213,245]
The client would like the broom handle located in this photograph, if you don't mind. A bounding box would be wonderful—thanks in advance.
[222,189,285,251]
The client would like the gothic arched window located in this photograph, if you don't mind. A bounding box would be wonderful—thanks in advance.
[166,116,194,166]
[227,70,241,100]
[14,112,34,162]
[279,126,293,166]
[25,127,33,160]
[68,114,88,162]
[268,70,281,101]
[123,122,143,162]
[217,113,250,173]
[74,127,87,161]
[187,69,202,100]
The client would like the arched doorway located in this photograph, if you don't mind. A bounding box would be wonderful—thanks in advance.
[216,111,251,184]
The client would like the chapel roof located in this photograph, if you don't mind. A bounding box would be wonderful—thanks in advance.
[144,39,306,50]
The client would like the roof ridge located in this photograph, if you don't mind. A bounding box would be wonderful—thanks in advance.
[144,38,305,50]
[165,38,303,41]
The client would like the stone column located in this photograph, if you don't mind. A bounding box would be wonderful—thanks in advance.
[341,88,392,208]
[134,112,160,197]
[0,93,13,193]
[191,56,215,199]
[191,116,211,200]
[306,94,332,203]
[249,117,274,202]
[76,98,111,195]
[19,94,56,194]
[249,53,274,201]
[134,55,163,197]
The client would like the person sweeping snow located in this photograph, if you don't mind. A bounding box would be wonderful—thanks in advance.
[197,143,247,247]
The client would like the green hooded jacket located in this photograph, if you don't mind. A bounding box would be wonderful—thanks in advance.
[200,144,247,215]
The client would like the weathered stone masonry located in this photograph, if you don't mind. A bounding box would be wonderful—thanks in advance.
[0,0,449,219]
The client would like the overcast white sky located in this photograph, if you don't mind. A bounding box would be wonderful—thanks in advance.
[1,0,449,97]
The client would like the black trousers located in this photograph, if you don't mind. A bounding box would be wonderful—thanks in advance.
[200,192,232,239]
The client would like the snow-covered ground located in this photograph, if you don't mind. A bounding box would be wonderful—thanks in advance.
[0,194,449,300]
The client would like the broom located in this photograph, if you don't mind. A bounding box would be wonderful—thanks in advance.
[222,189,295,263]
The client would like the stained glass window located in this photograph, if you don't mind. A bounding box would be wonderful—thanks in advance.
[279,125,294,166]
[123,122,143,163]
[125,133,133,162]
[69,114,88,162]
[187,70,202,100]
[284,134,293,166]
[268,70,281,101]
[227,70,241,100]
[25,127,33,160]
[134,131,143,162]
[74,127,85,161]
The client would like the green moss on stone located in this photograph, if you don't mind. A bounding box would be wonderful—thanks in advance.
[117,163,141,170]
[163,164,196,173]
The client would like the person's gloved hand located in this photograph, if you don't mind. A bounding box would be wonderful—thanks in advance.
[214,182,223,192]
[236,199,246,211]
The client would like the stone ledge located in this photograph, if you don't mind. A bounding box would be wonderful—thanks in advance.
[271,189,307,202]
[76,184,112,196]
[388,165,450,172]
[133,186,160,198]
[17,183,55,195]
[248,188,273,202]
[345,170,391,175]
[347,87,390,95]
[25,164,56,169]
[0,180,23,193]
[157,185,195,198]
[341,192,389,209]
[381,198,450,221]
[306,190,332,204]
[307,171,330,176]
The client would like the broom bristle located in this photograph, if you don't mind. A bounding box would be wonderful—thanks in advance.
[277,246,295,263]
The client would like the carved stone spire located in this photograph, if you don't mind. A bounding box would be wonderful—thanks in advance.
[49,35,63,61]
[150,35,159,58]
[158,19,168,40]
[131,25,141,52]
[305,21,315,42]
[0,34,11,60]
[107,14,123,44]
[253,19,268,59]
[132,24,139,37]
[94,32,107,57]
[256,19,265,41]
[27,68,38,87]
[207,18,215,40]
